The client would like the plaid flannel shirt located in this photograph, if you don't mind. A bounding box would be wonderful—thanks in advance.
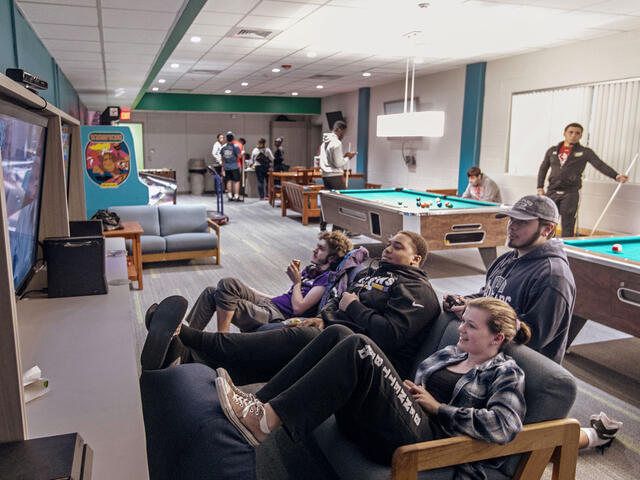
[414,345,526,479]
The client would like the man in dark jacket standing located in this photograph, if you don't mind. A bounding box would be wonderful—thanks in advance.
[537,122,628,237]
[444,195,576,363]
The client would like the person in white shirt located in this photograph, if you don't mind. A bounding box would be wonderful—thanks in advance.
[250,138,274,200]
[461,167,502,204]
[211,133,224,175]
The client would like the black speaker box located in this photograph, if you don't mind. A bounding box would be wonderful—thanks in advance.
[44,236,108,298]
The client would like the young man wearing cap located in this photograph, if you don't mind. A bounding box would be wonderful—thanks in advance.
[462,166,502,203]
[443,195,576,363]
[319,120,357,231]
[221,132,242,201]
[537,122,628,237]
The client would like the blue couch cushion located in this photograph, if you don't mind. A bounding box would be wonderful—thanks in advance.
[140,363,255,480]
[164,233,218,253]
[159,204,208,236]
[123,236,166,255]
[108,205,160,236]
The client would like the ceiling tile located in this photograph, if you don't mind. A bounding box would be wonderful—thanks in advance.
[102,27,167,44]
[101,9,177,30]
[202,0,260,14]
[31,23,99,41]
[104,52,156,64]
[104,42,161,54]
[45,39,101,52]
[193,11,245,26]
[584,0,640,15]
[57,59,104,70]
[50,50,101,62]
[186,24,231,36]
[17,3,97,25]
[101,0,183,12]
[240,15,298,30]
[250,1,319,18]
[18,0,95,6]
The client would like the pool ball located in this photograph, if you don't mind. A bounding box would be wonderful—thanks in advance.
[416,197,421,202]
[397,200,403,206]
[612,244,623,253]
[436,202,442,208]
[435,197,441,203]
[445,202,453,208]
[421,202,427,208]
[426,201,432,206]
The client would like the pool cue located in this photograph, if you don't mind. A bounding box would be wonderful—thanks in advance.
[590,152,638,235]
[345,142,351,188]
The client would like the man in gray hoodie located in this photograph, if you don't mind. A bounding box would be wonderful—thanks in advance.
[443,195,576,363]
[319,120,357,231]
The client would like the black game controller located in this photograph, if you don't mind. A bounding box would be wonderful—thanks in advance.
[445,295,464,308]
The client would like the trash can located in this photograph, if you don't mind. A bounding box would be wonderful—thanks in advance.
[188,158,207,195]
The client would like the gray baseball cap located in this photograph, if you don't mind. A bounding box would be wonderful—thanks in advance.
[496,195,560,223]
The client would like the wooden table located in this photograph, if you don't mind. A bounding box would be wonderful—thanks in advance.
[268,170,322,206]
[103,221,144,290]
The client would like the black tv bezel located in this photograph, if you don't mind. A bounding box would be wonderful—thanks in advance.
[0,98,48,296]
[326,111,345,130]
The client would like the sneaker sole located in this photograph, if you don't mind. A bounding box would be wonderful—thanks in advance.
[140,296,188,371]
[216,377,260,447]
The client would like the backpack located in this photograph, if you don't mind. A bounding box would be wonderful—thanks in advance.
[91,209,122,231]
[255,150,271,168]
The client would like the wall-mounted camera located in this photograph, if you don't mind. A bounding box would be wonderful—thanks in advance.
[5,68,49,95]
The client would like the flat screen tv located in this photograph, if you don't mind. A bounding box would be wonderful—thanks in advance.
[0,103,47,295]
[326,111,345,130]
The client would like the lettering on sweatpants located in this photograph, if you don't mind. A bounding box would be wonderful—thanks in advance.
[357,344,421,426]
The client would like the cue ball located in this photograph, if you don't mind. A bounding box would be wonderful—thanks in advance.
[612,244,623,253]
[435,197,441,202]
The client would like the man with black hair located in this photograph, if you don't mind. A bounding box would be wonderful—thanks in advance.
[273,137,286,172]
[221,131,242,201]
[462,166,502,203]
[319,120,357,231]
[537,122,628,237]
[443,195,575,363]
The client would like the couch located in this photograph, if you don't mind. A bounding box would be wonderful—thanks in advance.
[108,204,220,264]
[139,311,579,480]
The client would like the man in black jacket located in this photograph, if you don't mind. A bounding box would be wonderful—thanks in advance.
[443,195,575,364]
[141,230,441,382]
[537,122,628,237]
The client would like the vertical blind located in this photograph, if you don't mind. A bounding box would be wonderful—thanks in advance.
[508,79,639,183]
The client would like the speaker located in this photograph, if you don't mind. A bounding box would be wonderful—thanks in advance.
[44,236,108,298]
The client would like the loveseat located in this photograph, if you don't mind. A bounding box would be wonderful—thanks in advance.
[108,204,220,264]
[139,312,579,480]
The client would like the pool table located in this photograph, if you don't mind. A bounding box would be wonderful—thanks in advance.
[563,235,640,346]
[320,188,509,269]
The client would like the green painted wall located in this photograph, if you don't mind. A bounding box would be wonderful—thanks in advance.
[1,0,86,120]
[136,92,321,115]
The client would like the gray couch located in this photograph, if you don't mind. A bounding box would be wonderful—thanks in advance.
[108,204,220,264]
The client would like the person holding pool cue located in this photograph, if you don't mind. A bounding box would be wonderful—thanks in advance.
[537,122,628,237]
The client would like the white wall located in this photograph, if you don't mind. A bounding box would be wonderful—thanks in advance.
[367,67,466,190]
[130,111,319,191]
[481,30,640,233]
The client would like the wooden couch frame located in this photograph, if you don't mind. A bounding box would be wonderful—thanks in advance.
[391,418,580,480]
[281,182,324,225]
[141,219,221,265]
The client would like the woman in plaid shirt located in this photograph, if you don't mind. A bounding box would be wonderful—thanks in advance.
[216,297,531,478]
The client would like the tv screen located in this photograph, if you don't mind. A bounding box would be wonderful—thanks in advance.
[61,124,71,196]
[0,108,47,294]
[326,111,345,130]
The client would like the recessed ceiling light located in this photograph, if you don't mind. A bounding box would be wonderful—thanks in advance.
[291,92,299,96]
[241,82,248,86]
[190,36,201,43]
[225,89,232,94]
[152,87,159,91]
[316,85,324,89]
[362,72,371,77]
[170,63,179,68]
[272,68,281,73]
[158,79,166,83]
[306,51,317,58]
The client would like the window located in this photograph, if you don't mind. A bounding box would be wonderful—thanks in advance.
[508,78,640,183]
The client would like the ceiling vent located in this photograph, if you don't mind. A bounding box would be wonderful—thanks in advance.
[227,27,281,40]
[309,74,342,80]
[188,69,223,75]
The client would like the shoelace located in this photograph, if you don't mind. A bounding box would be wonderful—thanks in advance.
[240,399,271,435]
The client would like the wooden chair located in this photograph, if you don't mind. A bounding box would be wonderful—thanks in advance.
[281,181,323,225]
[391,418,580,480]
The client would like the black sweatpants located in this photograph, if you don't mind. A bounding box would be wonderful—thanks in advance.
[255,165,269,198]
[320,175,347,231]
[257,325,441,464]
[178,324,321,386]
[547,189,579,237]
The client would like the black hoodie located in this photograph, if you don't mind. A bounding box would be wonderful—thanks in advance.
[320,262,440,378]
[469,239,576,363]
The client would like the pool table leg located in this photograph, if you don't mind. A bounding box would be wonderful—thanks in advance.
[566,314,588,350]
[478,247,497,271]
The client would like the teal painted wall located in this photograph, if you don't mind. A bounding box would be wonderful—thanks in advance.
[458,62,486,195]
[1,0,86,120]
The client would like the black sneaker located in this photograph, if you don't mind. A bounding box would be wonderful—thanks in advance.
[140,296,188,371]
[590,411,622,454]
[144,303,158,330]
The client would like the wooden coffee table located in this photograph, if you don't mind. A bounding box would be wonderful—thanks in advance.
[103,221,144,290]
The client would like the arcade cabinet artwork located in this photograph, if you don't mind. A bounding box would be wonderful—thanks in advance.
[85,134,130,187]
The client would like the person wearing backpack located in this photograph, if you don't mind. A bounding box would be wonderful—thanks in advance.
[251,138,274,200]
[221,131,242,201]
